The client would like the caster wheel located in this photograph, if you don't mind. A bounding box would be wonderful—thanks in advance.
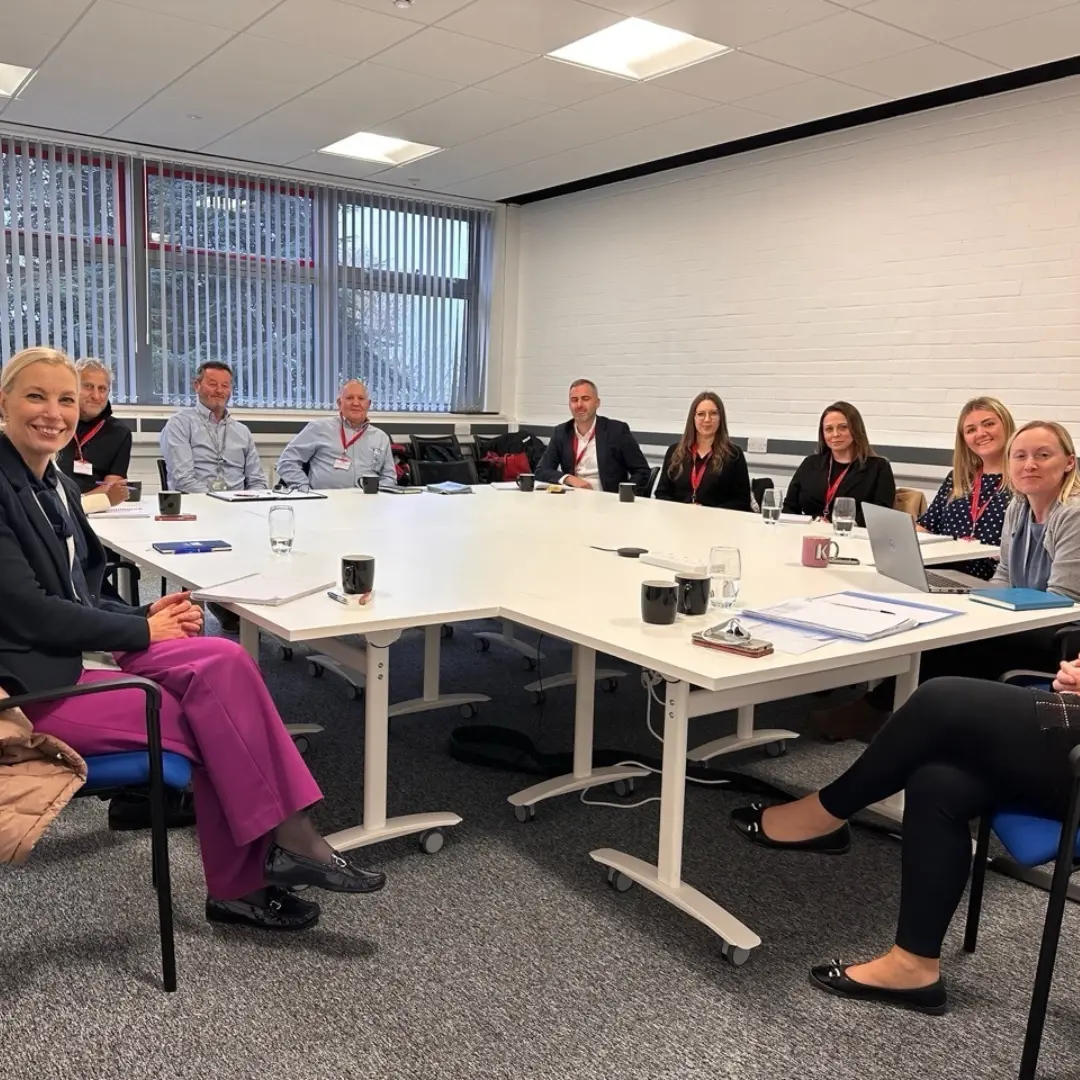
[459,703,478,718]
[765,740,787,758]
[278,645,294,662]
[441,624,453,639]
[522,656,537,671]
[418,829,445,855]
[514,804,536,823]
[606,868,633,893]
[721,942,752,967]
[346,684,363,702]
[307,661,324,678]
[292,736,309,755]
[530,690,546,706]
[612,778,635,798]
[601,677,619,693]
[474,637,490,653]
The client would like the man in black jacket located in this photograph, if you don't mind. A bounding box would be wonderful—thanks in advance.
[535,378,651,494]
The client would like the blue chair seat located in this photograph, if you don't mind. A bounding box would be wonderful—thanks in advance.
[992,809,1080,867]
[83,751,192,793]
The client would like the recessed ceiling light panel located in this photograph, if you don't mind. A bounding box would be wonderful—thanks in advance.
[317,131,442,167]
[0,62,36,98]
[547,17,728,81]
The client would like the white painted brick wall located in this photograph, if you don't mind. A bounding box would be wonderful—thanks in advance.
[514,77,1080,453]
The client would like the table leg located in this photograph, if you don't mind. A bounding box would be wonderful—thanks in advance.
[239,618,259,660]
[591,678,761,957]
[686,702,798,763]
[387,623,490,719]
[508,643,648,814]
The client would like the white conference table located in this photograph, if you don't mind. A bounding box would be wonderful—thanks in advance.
[91,488,1074,964]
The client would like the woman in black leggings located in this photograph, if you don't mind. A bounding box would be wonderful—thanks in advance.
[730,672,1080,1014]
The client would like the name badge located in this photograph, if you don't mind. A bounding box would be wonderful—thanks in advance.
[333,456,351,470]
[74,460,94,476]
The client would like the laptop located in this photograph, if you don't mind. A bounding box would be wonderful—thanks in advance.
[862,503,985,594]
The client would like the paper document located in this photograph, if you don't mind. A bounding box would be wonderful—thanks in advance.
[192,572,334,606]
[820,591,959,626]
[208,489,327,502]
[98,505,151,518]
[740,618,833,655]
[746,597,918,641]
[778,513,812,524]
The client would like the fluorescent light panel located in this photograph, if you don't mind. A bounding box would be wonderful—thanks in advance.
[0,62,35,98]
[547,17,728,81]
[318,131,441,167]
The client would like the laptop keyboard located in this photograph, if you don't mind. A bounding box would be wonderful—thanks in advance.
[926,570,970,593]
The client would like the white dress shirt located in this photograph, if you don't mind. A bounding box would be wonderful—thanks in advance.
[564,420,600,490]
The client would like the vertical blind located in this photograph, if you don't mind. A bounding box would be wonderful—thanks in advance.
[0,139,133,400]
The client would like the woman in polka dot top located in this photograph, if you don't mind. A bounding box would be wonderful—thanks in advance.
[917,397,1015,580]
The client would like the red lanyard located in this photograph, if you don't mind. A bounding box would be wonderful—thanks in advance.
[74,419,106,460]
[571,428,595,472]
[340,420,368,451]
[823,463,850,516]
[968,470,994,530]
[690,454,709,502]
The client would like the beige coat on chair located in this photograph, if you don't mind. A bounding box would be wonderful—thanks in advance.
[0,707,86,864]
[895,487,928,520]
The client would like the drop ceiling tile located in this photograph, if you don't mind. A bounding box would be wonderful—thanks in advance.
[374,86,556,146]
[645,0,840,49]
[658,101,784,142]
[107,97,260,150]
[477,57,624,106]
[0,27,62,69]
[856,0,1077,43]
[8,0,94,36]
[334,0,478,23]
[373,27,534,85]
[746,10,928,74]
[655,49,810,102]
[202,115,326,165]
[567,81,716,134]
[286,151,396,181]
[437,0,622,53]
[834,44,1005,98]
[949,6,1080,68]
[3,91,145,135]
[112,0,281,31]
[581,0,669,14]
[245,0,418,61]
[737,75,887,122]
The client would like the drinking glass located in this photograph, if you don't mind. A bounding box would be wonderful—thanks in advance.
[708,546,742,609]
[268,504,295,554]
[761,488,782,524]
[832,497,856,536]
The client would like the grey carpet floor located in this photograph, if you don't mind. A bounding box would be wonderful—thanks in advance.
[2,608,1078,1080]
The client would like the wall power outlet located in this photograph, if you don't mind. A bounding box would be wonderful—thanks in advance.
[746,436,768,454]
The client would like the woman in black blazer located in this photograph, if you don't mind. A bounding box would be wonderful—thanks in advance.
[783,401,895,526]
[655,392,751,510]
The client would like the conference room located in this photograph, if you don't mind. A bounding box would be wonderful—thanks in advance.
[2,2,1080,1079]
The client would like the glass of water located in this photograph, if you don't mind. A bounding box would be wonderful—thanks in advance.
[761,488,782,524]
[268,504,294,554]
[832,496,856,536]
[708,546,742,609]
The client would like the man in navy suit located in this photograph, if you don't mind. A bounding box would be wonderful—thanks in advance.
[535,378,651,494]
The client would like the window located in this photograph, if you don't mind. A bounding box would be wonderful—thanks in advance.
[0,140,132,400]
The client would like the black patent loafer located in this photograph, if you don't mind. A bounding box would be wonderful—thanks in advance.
[264,842,386,894]
[810,960,947,1015]
[730,803,851,854]
[206,886,320,931]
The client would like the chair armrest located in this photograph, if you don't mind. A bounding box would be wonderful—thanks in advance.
[1054,621,1080,661]
[1,675,161,713]
[1069,743,1080,778]
[1000,669,1057,686]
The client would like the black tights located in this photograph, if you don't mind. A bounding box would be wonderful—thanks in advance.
[819,677,1071,959]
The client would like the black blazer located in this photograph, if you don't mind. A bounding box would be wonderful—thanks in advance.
[783,452,896,526]
[55,402,133,494]
[654,444,752,511]
[534,416,651,494]
[0,436,150,696]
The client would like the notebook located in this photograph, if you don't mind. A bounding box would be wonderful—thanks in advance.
[426,481,472,495]
[969,588,1075,612]
[208,489,327,502]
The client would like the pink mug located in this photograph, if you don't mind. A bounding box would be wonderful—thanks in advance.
[801,535,839,568]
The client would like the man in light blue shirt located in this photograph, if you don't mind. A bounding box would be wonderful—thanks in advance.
[276,379,397,491]
[160,361,267,493]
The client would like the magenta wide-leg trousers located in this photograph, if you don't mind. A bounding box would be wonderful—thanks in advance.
[25,637,322,899]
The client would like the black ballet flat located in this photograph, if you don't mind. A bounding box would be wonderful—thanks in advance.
[206,886,320,931]
[810,960,948,1015]
[729,803,852,854]
[264,842,386,894]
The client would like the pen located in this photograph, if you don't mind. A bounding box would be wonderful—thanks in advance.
[830,601,897,616]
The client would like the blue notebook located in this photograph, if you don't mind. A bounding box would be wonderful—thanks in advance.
[969,588,1074,612]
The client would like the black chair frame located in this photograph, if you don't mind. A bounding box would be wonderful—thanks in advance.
[3,675,176,992]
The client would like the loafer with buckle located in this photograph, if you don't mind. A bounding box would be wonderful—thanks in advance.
[206,886,320,931]
[264,842,386,894]
[810,960,947,1015]
[730,803,852,854]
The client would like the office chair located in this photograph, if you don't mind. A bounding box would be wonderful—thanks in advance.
[410,434,464,463]
[3,675,180,992]
[643,465,659,497]
[895,487,928,519]
[411,459,479,486]
[156,458,168,489]
[750,477,774,512]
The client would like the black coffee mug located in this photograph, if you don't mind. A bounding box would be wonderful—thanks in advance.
[158,491,182,516]
[342,554,375,595]
[619,482,636,503]
[675,572,711,616]
[360,475,380,494]
[125,480,142,502]
[641,580,678,625]
[516,473,535,492]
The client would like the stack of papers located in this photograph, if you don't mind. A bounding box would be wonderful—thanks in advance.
[208,489,327,502]
[98,504,151,519]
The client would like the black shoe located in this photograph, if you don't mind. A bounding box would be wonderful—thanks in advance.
[810,960,947,1015]
[108,790,196,832]
[206,887,320,931]
[264,842,386,894]
[730,803,851,854]
[208,602,241,635]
